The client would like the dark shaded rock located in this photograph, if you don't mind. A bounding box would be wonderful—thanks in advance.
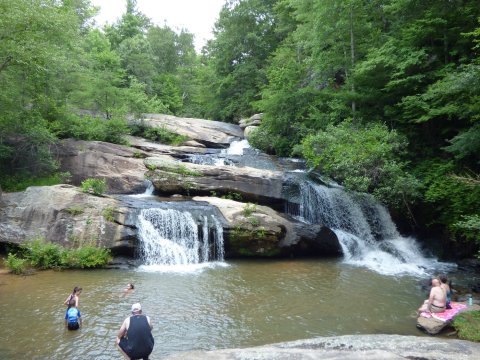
[147,156,285,208]
[193,197,341,258]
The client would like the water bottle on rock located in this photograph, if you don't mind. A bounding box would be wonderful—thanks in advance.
[467,294,473,306]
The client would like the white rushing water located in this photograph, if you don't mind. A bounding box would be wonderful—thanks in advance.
[136,208,225,271]
[293,179,451,276]
[221,139,251,155]
[129,180,155,198]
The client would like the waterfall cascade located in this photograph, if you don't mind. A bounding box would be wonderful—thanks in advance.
[137,208,224,267]
[287,178,447,275]
[131,136,448,275]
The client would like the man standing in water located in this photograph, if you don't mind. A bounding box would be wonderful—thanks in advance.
[116,303,154,360]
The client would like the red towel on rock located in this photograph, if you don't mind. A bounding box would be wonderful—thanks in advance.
[420,302,467,322]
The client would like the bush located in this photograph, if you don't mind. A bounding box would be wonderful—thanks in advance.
[242,203,257,217]
[130,124,188,146]
[0,172,71,192]
[102,206,115,222]
[81,178,107,195]
[5,237,112,272]
[23,238,63,269]
[5,253,28,275]
[248,126,275,154]
[49,114,130,145]
[74,246,112,268]
[452,311,480,342]
[61,246,112,268]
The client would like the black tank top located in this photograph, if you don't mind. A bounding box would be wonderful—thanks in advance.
[125,315,154,358]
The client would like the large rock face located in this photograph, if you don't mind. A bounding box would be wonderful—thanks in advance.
[55,139,148,194]
[0,115,345,261]
[162,334,480,360]
[141,114,244,148]
[194,197,342,257]
[146,156,285,207]
[0,185,136,253]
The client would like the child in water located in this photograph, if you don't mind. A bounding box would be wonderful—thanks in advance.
[65,299,82,330]
[64,286,82,308]
[123,283,135,297]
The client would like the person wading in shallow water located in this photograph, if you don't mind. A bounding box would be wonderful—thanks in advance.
[116,303,154,360]
[64,286,82,308]
[64,299,82,330]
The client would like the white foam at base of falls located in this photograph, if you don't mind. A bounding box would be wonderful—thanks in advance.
[137,261,230,274]
[294,180,454,276]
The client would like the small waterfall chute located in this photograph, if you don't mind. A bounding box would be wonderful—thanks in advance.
[137,208,225,270]
[129,180,155,198]
[221,139,251,155]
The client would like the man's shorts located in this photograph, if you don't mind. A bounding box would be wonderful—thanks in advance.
[67,322,79,330]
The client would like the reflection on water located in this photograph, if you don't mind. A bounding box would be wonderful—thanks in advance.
[0,260,433,359]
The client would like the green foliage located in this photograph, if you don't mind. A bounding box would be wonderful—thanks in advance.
[133,151,146,159]
[152,73,184,114]
[221,192,243,201]
[415,160,480,231]
[6,237,112,272]
[145,164,157,171]
[5,253,28,275]
[174,164,203,177]
[101,206,115,222]
[242,203,257,217]
[60,246,112,269]
[49,114,130,145]
[81,178,107,195]
[22,237,63,269]
[0,172,71,192]
[452,311,480,342]
[248,126,278,154]
[248,216,260,227]
[203,0,285,121]
[452,215,480,257]
[65,206,84,216]
[302,120,420,207]
[130,124,188,146]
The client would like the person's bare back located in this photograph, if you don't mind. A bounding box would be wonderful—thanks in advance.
[429,285,446,308]
[418,278,446,314]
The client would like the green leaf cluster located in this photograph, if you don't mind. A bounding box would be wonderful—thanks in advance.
[302,120,420,207]
[81,178,107,196]
[5,237,112,273]
[130,124,188,146]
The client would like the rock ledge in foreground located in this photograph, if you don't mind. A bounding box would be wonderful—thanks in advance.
[162,334,480,360]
